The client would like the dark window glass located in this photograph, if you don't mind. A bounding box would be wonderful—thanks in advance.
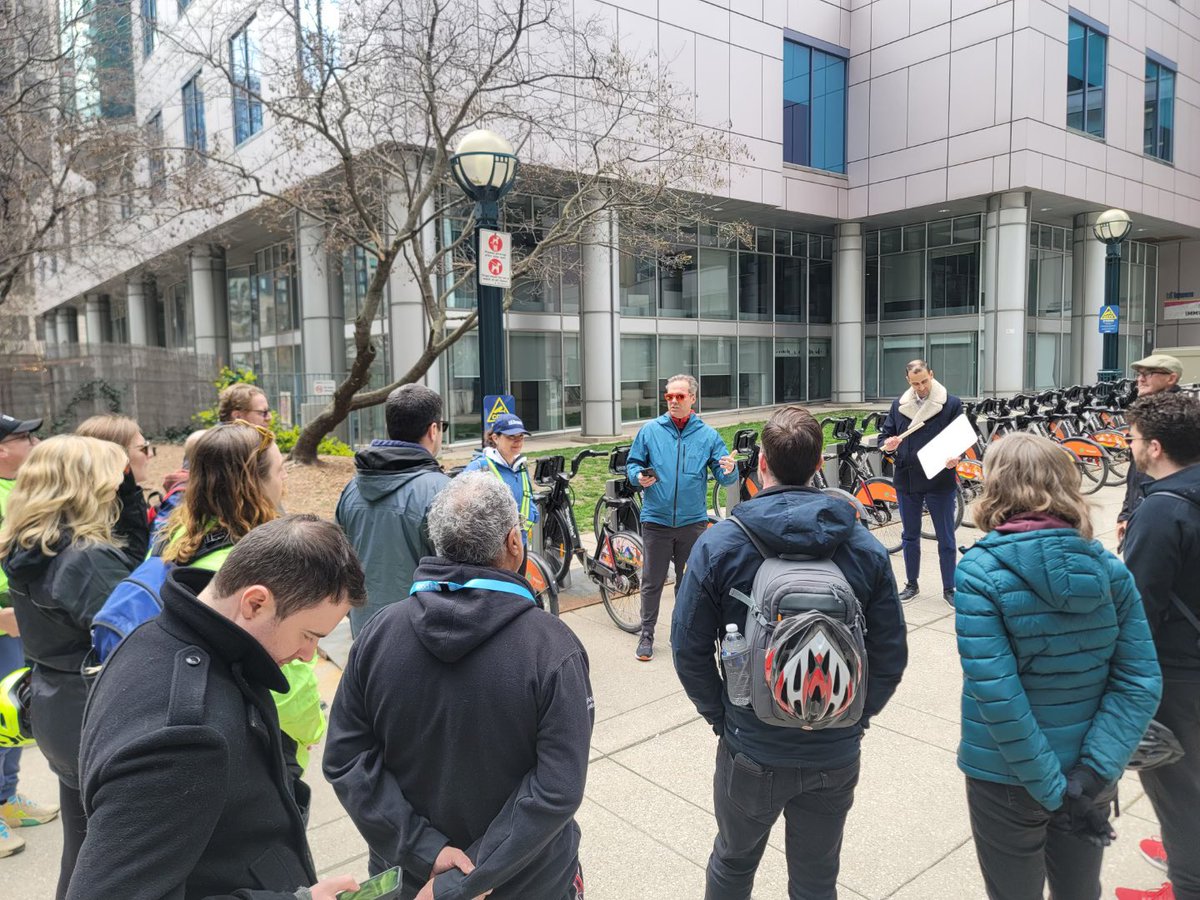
[783,40,846,174]
[182,73,206,157]
[1144,58,1174,162]
[1067,18,1106,138]
[231,22,264,145]
[808,259,832,323]
[141,0,156,57]
[928,245,980,317]
[775,255,804,323]
[738,253,772,321]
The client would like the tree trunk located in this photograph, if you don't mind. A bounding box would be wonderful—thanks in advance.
[289,341,377,464]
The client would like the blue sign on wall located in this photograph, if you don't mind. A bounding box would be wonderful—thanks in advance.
[482,394,517,430]
[1098,305,1120,334]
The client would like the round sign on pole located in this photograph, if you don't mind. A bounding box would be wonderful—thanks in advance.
[487,233,504,252]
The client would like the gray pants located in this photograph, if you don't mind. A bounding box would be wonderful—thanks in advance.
[1139,678,1200,900]
[640,521,707,640]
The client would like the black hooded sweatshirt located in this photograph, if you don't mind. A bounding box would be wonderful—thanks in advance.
[324,559,594,900]
[1123,462,1200,681]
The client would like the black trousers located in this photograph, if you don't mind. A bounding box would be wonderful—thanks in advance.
[705,739,860,900]
[57,780,87,900]
[1139,679,1200,900]
[639,522,706,640]
[965,776,1113,900]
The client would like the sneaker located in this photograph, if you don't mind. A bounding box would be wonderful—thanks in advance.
[0,793,61,828]
[943,589,956,608]
[898,583,919,603]
[1116,884,1175,900]
[0,820,25,858]
[635,635,653,661]
[1139,837,1169,872]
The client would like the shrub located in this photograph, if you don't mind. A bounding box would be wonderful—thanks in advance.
[273,424,354,457]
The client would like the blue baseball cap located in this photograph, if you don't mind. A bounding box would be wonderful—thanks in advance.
[491,414,530,436]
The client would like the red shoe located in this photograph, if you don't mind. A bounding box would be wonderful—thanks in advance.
[1115,884,1175,900]
[1139,837,1169,873]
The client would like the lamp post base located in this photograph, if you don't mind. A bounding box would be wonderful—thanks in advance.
[1097,369,1122,383]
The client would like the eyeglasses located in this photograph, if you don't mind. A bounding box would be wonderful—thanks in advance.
[1135,370,1172,379]
[135,443,156,458]
[664,392,689,402]
[247,407,272,417]
[0,432,36,446]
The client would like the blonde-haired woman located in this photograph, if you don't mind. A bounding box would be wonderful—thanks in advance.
[956,432,1162,899]
[75,414,152,561]
[0,436,138,898]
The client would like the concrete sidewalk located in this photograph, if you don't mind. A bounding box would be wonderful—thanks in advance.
[4,480,1168,898]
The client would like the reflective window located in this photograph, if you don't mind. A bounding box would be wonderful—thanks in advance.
[564,334,581,428]
[1067,18,1106,138]
[738,337,773,408]
[146,112,165,193]
[230,21,263,145]
[808,338,832,400]
[620,255,656,316]
[182,73,206,158]
[783,40,847,173]
[510,332,564,433]
[621,335,657,421]
[658,335,699,415]
[928,332,977,397]
[879,335,924,397]
[447,331,481,444]
[226,265,256,342]
[141,0,156,57]
[775,338,805,402]
[697,249,737,319]
[1145,59,1175,162]
[775,256,804,322]
[738,253,772,321]
[658,250,698,318]
[808,259,832,323]
[700,336,736,412]
[928,245,979,317]
[1026,332,1067,390]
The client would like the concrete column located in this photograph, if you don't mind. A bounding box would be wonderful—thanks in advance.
[1072,212,1106,384]
[580,205,622,437]
[833,223,864,403]
[983,192,1030,395]
[43,312,60,346]
[75,306,87,347]
[386,177,436,384]
[84,295,106,345]
[57,308,75,346]
[189,245,230,365]
[126,275,149,346]
[296,214,345,378]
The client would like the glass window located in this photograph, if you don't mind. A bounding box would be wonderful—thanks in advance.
[775,338,805,402]
[298,0,340,86]
[658,250,698,318]
[865,335,879,399]
[879,250,925,320]
[738,253,772,321]
[658,335,698,414]
[783,39,847,174]
[620,254,656,317]
[1067,18,1106,138]
[564,334,581,428]
[447,331,481,444]
[1026,332,1065,390]
[738,337,773,408]
[809,259,833,323]
[256,244,297,336]
[1028,248,1068,317]
[230,21,263,145]
[227,265,256,342]
[141,0,156,57]
[1145,59,1175,162]
[927,331,978,397]
[865,257,878,322]
[928,245,979,317]
[700,336,736,412]
[880,335,924,396]
[775,255,804,322]
[166,281,192,349]
[440,212,476,311]
[342,246,381,322]
[558,244,580,315]
[510,332,563,433]
[697,249,736,319]
[808,338,832,400]
[182,73,206,157]
[928,219,952,247]
[953,216,981,243]
[620,335,657,422]
[146,112,165,193]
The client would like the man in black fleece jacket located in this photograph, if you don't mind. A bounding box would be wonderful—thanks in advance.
[325,472,593,900]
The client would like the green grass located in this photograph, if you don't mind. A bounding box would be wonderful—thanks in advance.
[529,409,886,534]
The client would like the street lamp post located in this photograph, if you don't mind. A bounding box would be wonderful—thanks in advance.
[449,129,520,401]
[1092,208,1133,383]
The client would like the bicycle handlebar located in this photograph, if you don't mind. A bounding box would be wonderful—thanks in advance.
[569,447,610,477]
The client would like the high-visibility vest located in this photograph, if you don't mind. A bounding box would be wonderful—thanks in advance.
[484,456,533,537]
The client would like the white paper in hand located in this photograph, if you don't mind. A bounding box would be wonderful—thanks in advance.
[916,414,976,481]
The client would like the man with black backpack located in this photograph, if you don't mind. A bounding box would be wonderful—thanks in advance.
[1118,391,1200,900]
[671,405,908,899]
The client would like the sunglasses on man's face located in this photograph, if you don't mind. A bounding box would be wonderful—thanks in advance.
[664,393,689,402]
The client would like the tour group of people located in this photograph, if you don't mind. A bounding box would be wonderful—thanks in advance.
[0,355,1195,900]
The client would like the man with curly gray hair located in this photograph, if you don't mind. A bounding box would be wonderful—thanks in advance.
[325,472,594,900]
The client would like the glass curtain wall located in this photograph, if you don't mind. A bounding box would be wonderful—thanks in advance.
[1025,223,1073,389]
[1118,241,1158,370]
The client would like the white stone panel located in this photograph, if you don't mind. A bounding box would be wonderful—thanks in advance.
[912,0,952,34]
[869,69,910,155]
[949,42,997,134]
[762,54,784,143]
[907,55,951,143]
[847,81,871,162]
[951,3,1015,50]
[695,35,732,128]
[906,168,949,206]
[1010,29,1046,121]
[871,141,948,183]
[730,46,765,137]
[789,0,842,43]
[947,158,995,197]
[871,25,950,77]
[871,0,911,47]
[994,31,1013,121]
[659,23,697,119]
[731,12,781,55]
[868,176,907,214]
[660,0,730,41]
[948,123,1011,165]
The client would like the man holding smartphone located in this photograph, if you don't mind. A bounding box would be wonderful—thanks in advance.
[626,374,738,662]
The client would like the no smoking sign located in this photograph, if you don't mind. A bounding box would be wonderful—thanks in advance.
[479,228,512,289]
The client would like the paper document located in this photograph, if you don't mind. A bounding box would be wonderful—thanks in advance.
[915,414,977,481]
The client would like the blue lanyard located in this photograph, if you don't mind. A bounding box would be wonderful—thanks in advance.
[409,578,535,604]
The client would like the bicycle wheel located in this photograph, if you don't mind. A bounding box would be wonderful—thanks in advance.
[540,508,575,585]
[855,477,903,554]
[523,552,560,617]
[920,486,964,540]
[711,480,729,518]
[1061,438,1110,493]
[597,529,645,634]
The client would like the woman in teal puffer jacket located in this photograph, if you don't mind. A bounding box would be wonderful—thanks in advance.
[955,433,1162,900]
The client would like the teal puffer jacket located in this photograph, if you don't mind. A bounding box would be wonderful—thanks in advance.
[955,528,1162,810]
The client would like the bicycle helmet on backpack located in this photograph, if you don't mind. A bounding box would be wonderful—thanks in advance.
[1127,719,1186,771]
[765,612,864,729]
[0,667,35,748]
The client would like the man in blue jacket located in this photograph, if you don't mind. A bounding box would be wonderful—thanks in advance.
[879,359,964,606]
[672,406,908,899]
[626,374,737,661]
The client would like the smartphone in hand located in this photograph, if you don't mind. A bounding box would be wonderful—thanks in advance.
[337,867,401,900]
[640,467,658,481]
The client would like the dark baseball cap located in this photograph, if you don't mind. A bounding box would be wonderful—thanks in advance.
[0,414,42,441]
[491,413,530,436]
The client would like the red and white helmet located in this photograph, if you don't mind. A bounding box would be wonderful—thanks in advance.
[765,613,863,728]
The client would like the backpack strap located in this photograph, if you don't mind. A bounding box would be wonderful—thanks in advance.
[167,646,210,727]
[1137,490,1200,639]
[728,513,773,560]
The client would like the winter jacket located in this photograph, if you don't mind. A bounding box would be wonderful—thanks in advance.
[3,535,137,787]
[324,558,593,900]
[955,527,1162,810]
[69,567,318,900]
[336,441,450,635]
[626,414,736,528]
[671,485,909,768]
[879,381,964,494]
[1123,461,1200,681]
[463,448,539,536]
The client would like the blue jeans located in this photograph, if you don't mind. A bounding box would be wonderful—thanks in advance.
[0,633,23,802]
[897,489,958,592]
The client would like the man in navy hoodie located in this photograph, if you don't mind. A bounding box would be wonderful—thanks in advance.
[325,472,593,900]
[672,406,908,899]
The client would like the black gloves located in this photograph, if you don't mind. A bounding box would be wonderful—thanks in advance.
[1057,765,1116,848]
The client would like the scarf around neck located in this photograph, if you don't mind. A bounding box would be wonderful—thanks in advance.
[898,379,947,426]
